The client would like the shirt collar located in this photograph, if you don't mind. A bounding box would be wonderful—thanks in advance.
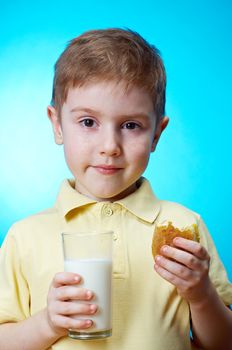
[115,178,160,223]
[56,179,97,217]
[56,177,160,224]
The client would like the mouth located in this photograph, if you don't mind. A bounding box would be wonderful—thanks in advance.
[92,165,123,175]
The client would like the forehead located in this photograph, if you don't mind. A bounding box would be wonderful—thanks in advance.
[63,81,155,116]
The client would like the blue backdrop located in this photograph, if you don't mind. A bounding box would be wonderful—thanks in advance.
[0,0,231,280]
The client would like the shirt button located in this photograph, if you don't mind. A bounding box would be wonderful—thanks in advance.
[104,207,113,216]
[113,233,118,241]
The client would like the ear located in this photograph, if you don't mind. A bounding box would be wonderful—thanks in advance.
[151,116,169,152]
[47,105,63,145]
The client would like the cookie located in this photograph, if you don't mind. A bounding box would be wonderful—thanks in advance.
[152,222,200,258]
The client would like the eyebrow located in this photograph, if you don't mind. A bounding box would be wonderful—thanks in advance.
[70,107,101,116]
[70,107,151,120]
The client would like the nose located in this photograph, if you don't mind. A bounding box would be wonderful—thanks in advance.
[99,128,121,157]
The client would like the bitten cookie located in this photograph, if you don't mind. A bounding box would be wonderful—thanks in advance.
[152,222,200,258]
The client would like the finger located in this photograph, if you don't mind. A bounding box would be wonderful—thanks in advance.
[155,255,194,281]
[172,237,210,260]
[52,272,81,288]
[54,314,93,330]
[56,301,98,316]
[56,286,94,301]
[160,245,203,270]
[154,261,188,287]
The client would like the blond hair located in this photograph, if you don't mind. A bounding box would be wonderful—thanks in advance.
[51,28,166,120]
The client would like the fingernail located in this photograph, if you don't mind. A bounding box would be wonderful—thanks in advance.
[90,305,97,313]
[161,245,168,253]
[86,290,93,299]
[74,275,80,282]
[155,255,162,262]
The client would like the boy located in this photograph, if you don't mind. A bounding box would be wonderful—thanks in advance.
[0,28,231,350]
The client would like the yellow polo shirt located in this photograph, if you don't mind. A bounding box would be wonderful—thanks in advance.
[0,178,231,350]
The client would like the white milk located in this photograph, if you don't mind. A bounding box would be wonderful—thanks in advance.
[64,258,112,332]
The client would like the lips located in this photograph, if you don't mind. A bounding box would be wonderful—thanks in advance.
[92,165,123,175]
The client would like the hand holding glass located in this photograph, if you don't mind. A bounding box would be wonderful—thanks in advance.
[62,231,113,340]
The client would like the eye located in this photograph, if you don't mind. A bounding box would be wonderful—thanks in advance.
[122,122,140,130]
[80,118,96,127]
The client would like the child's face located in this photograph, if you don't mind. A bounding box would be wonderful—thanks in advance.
[48,81,168,201]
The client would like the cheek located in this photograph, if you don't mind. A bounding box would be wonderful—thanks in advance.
[128,139,152,165]
[130,130,154,146]
[63,125,84,148]
[129,137,153,155]
[62,137,85,166]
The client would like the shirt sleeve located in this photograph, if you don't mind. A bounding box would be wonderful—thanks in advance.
[198,217,232,306]
[0,225,30,323]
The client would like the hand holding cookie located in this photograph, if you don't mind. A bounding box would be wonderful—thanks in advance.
[152,222,200,259]
[153,222,211,304]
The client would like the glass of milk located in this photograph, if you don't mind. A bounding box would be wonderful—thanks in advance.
[62,231,113,340]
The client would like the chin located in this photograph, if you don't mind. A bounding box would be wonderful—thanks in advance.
[95,192,120,201]
[92,188,124,201]
[97,185,136,201]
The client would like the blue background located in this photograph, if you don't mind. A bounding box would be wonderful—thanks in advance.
[0,0,231,280]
